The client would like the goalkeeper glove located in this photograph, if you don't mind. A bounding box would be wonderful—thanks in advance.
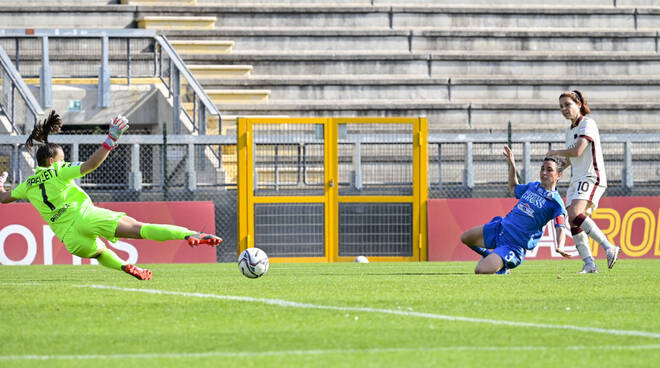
[0,171,7,187]
[102,115,129,150]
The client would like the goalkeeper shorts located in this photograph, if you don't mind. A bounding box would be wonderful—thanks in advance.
[62,206,126,258]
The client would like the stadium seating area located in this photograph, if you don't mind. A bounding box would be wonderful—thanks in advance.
[2,0,660,134]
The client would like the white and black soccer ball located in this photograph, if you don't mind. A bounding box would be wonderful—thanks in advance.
[238,247,270,278]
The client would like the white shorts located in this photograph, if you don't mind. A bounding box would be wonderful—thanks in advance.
[566,178,607,215]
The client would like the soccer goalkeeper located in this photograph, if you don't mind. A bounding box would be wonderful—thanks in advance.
[0,111,222,280]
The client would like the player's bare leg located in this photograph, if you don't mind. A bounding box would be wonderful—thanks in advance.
[475,253,504,274]
[461,225,491,258]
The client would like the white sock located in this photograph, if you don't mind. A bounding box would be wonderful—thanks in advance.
[580,216,615,252]
[573,230,595,266]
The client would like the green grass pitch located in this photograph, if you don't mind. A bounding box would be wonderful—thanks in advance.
[1,259,659,368]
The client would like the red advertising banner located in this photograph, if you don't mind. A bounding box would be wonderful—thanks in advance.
[428,196,660,262]
[0,201,217,265]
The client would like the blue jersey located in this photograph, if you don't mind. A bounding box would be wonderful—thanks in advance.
[500,182,567,250]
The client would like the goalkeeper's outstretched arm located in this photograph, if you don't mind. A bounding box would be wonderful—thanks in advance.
[80,115,129,175]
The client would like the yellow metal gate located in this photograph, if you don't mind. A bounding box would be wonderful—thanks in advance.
[237,117,428,262]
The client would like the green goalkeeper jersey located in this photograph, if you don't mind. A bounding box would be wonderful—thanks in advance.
[11,161,93,240]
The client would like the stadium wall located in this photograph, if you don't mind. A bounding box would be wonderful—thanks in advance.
[428,196,660,262]
[0,201,217,265]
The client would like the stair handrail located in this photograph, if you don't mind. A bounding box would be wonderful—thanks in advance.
[0,28,222,135]
[0,42,43,134]
[155,34,222,134]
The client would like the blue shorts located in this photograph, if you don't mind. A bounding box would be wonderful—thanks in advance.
[482,216,526,269]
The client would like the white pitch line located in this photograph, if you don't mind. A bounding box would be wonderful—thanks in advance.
[77,284,660,339]
[3,345,660,361]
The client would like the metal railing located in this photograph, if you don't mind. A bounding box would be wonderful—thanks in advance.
[0,41,43,134]
[0,134,236,191]
[0,28,221,135]
[428,132,659,197]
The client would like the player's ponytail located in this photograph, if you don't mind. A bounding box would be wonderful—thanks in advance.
[25,110,63,151]
[559,90,590,116]
[26,110,64,167]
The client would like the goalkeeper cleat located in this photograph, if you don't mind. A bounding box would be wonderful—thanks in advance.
[606,246,621,269]
[186,233,223,247]
[123,264,152,280]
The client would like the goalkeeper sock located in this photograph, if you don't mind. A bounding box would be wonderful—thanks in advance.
[95,248,125,271]
[139,223,194,241]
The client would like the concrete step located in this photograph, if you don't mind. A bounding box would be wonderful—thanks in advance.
[21,49,660,79]
[179,107,289,134]
[179,51,660,76]
[164,27,659,53]
[213,99,660,132]
[12,0,649,5]
[188,64,253,78]
[164,28,412,52]
[391,6,640,29]
[181,52,430,75]
[133,5,660,30]
[137,16,217,30]
[429,50,660,76]
[0,5,135,28]
[195,0,620,5]
[170,40,234,54]
[198,75,660,101]
[411,28,659,53]
[206,89,271,104]
[4,4,660,30]
[212,114,290,135]
[122,0,196,5]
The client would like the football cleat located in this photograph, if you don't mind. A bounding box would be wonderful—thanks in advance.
[578,264,599,274]
[606,246,621,269]
[186,233,223,247]
[123,264,152,280]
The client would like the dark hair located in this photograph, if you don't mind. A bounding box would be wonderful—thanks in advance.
[543,157,565,173]
[25,110,64,167]
[559,90,590,116]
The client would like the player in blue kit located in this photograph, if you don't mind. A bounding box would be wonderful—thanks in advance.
[460,146,570,274]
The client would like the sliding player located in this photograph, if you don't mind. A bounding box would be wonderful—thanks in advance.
[547,90,621,273]
[0,111,222,280]
[460,146,570,274]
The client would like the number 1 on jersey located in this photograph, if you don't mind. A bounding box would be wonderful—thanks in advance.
[39,183,56,210]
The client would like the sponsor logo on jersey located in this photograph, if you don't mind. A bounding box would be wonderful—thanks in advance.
[50,204,70,223]
[516,202,535,218]
[521,190,547,209]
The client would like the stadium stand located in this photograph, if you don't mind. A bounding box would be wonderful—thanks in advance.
[139,0,660,133]
[2,1,660,134]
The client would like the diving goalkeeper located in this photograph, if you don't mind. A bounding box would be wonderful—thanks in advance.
[0,111,222,280]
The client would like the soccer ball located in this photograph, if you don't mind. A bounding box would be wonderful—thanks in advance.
[238,247,269,278]
[354,255,369,263]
